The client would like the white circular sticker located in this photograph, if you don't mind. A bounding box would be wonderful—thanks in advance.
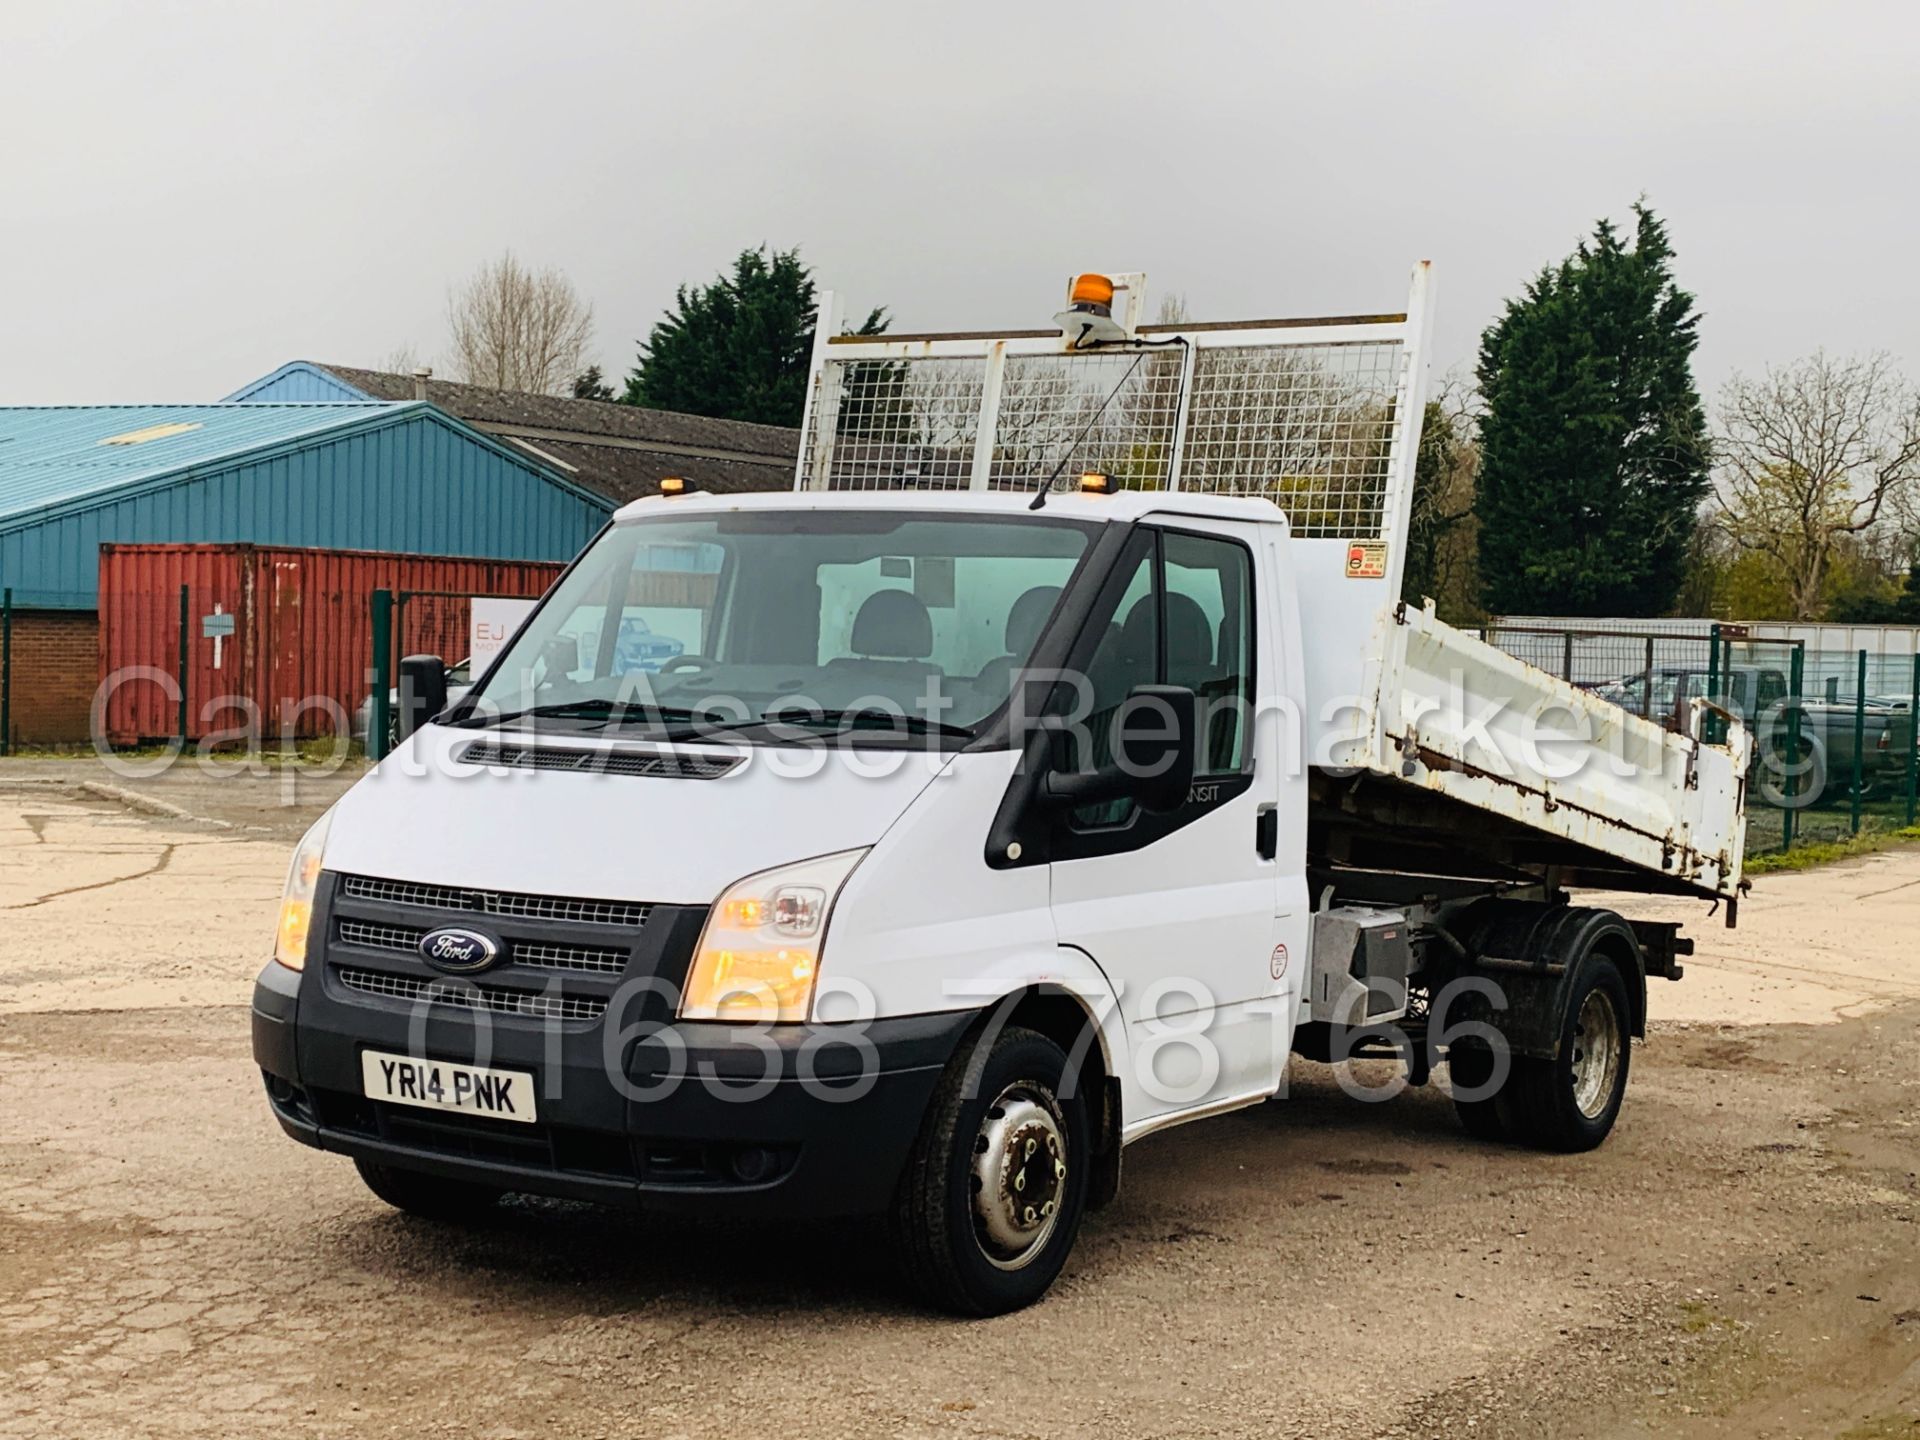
[1270,944,1289,980]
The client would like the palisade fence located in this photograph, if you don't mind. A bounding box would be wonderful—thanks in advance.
[1478,622,1920,854]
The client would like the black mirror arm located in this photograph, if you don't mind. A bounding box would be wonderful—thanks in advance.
[1041,766,1131,808]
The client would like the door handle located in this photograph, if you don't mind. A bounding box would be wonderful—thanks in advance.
[1255,803,1278,860]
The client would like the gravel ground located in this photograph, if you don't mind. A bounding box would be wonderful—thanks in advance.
[2,772,1917,1438]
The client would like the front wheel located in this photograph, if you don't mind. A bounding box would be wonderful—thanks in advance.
[1504,954,1632,1152]
[888,1025,1089,1316]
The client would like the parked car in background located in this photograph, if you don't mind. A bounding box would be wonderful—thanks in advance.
[1587,663,1910,802]
[609,616,685,674]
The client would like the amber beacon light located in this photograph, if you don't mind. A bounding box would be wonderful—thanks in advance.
[1054,271,1131,345]
[1069,273,1116,310]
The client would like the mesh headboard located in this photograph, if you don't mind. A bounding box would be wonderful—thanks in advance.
[796,266,1431,567]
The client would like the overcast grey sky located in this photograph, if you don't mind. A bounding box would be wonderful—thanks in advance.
[7,0,1917,407]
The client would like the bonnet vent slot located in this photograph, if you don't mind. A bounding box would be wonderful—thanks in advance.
[457,741,741,780]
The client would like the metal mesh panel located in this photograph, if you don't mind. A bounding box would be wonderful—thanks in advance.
[1480,625,1718,717]
[987,350,1185,491]
[337,873,650,928]
[808,355,984,490]
[510,941,628,975]
[334,967,607,1022]
[799,338,1405,530]
[337,918,421,954]
[334,918,627,975]
[1179,343,1404,537]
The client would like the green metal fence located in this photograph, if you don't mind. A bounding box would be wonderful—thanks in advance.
[1722,637,1919,853]
[1479,623,1920,858]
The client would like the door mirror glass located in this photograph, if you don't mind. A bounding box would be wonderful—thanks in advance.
[1113,683,1199,813]
[397,654,449,741]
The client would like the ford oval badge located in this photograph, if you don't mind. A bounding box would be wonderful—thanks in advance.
[419,926,501,974]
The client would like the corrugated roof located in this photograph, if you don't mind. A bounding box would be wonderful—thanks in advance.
[308,365,799,501]
[0,403,402,524]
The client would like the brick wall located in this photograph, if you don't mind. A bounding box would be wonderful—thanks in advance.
[4,609,99,746]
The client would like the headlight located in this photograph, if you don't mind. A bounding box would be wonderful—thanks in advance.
[680,849,867,1023]
[273,810,332,972]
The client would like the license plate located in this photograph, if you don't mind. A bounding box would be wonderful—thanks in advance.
[361,1050,537,1124]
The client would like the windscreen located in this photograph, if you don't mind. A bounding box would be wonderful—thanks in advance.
[465,510,1096,736]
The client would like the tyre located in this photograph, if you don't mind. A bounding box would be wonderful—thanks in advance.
[1757,731,1826,807]
[888,1025,1089,1316]
[1503,954,1632,1152]
[354,1159,504,1220]
[1447,1044,1509,1142]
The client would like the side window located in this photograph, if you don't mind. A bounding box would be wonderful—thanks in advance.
[1058,528,1256,829]
[1164,532,1253,775]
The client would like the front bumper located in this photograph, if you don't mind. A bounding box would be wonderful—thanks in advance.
[253,961,972,1218]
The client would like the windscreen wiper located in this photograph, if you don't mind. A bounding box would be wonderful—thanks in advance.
[616,708,976,743]
[452,699,703,729]
[796,708,976,739]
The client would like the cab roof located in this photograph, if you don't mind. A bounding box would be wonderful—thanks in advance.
[612,486,1291,529]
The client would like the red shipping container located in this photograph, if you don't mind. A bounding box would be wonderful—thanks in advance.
[97,543,564,744]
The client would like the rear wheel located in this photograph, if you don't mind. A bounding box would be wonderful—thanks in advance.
[354,1159,504,1221]
[1504,954,1632,1152]
[888,1025,1089,1316]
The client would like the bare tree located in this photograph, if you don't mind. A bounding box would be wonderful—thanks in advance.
[1716,352,1920,619]
[446,252,595,395]
[379,342,423,375]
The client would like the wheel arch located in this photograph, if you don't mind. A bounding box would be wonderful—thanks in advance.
[1446,901,1647,1059]
[940,951,1129,1211]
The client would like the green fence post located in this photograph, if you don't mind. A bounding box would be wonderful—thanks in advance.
[1906,648,1919,829]
[1,587,11,757]
[177,583,190,746]
[370,589,393,760]
[1850,648,1867,835]
[1782,644,1803,853]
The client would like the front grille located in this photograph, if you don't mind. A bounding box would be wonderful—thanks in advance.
[334,966,608,1022]
[457,740,741,781]
[336,918,628,976]
[338,873,649,929]
[337,919,419,955]
[508,940,627,975]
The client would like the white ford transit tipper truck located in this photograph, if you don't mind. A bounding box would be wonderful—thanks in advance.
[253,267,1749,1314]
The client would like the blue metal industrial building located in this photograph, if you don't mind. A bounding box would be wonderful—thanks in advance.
[0,401,610,608]
[0,400,611,741]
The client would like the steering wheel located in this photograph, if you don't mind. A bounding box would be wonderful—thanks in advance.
[659,655,708,674]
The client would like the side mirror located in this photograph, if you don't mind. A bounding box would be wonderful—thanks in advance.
[1044,684,1198,814]
[397,654,449,741]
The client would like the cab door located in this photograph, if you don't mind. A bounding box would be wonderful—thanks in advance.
[1045,519,1297,1131]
